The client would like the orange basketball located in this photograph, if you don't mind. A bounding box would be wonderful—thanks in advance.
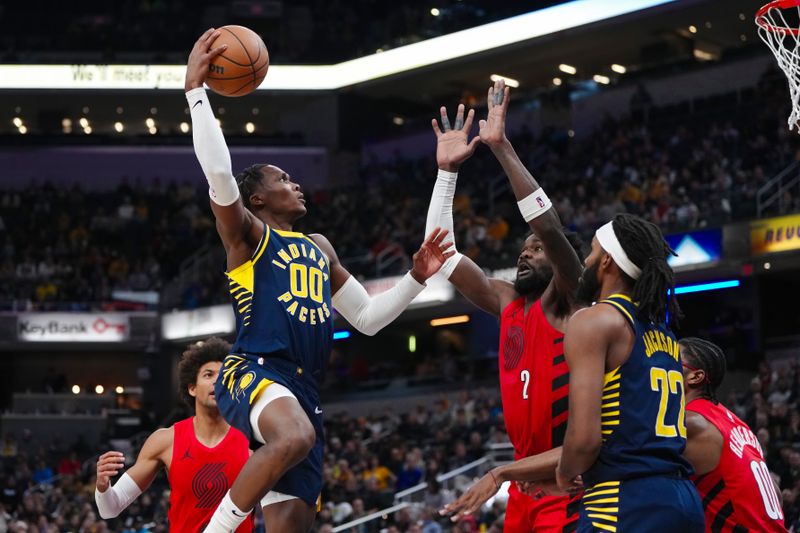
[206,25,269,97]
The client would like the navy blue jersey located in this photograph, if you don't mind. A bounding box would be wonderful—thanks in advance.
[226,224,333,382]
[582,294,693,488]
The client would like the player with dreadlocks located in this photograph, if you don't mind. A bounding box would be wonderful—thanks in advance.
[555,213,704,532]
[184,30,456,533]
[682,337,787,532]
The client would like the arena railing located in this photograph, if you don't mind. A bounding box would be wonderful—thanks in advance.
[757,159,800,217]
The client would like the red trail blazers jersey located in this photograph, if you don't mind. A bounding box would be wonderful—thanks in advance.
[499,298,569,458]
[688,398,787,533]
[168,418,253,532]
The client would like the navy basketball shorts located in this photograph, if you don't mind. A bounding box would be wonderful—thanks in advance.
[578,476,704,532]
[214,353,323,507]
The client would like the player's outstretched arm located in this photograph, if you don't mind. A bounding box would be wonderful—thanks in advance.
[185,29,261,252]
[479,79,582,310]
[557,307,613,489]
[427,103,516,317]
[683,411,723,476]
[311,229,454,336]
[95,428,171,519]
[440,447,566,522]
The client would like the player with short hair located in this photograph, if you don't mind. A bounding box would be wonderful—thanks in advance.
[555,213,704,532]
[184,29,455,533]
[95,337,253,532]
[428,79,584,531]
[681,337,787,532]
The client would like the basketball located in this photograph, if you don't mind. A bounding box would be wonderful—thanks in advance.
[206,25,269,97]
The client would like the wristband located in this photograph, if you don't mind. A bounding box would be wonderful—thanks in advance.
[517,188,552,222]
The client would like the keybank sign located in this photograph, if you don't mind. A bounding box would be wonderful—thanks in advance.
[18,313,129,342]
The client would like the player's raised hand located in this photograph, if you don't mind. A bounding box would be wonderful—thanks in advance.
[96,451,125,492]
[185,28,229,92]
[432,104,481,173]
[439,471,499,522]
[479,78,511,148]
[410,227,455,283]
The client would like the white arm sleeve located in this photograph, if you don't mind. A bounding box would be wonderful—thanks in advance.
[186,87,240,206]
[95,473,143,519]
[424,169,463,279]
[332,273,425,336]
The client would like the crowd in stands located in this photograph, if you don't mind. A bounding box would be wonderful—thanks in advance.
[6,67,797,310]
[0,388,509,532]
[1,0,544,64]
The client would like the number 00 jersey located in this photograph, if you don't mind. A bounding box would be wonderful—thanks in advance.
[688,398,787,533]
[582,294,693,487]
[226,224,333,380]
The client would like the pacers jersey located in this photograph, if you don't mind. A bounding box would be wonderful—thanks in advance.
[582,294,693,488]
[499,298,569,458]
[227,224,333,380]
[167,418,252,532]
[688,399,787,532]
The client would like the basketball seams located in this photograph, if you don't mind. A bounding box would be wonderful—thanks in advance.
[208,61,268,82]
[220,26,258,94]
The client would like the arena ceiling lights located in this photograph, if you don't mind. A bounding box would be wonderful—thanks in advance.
[0,0,676,91]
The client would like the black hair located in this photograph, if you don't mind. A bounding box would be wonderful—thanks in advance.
[611,214,681,325]
[679,337,727,404]
[177,336,231,409]
[235,164,268,210]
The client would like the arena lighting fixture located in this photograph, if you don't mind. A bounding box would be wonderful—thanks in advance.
[148,126,157,135]
[430,7,441,16]
[673,280,740,295]
[114,121,124,132]
[553,77,563,86]
[145,117,155,128]
[79,117,89,128]
[611,63,627,74]
[18,125,27,134]
[408,335,416,353]
[61,118,71,127]
[430,315,470,327]
[333,330,351,340]
[95,385,104,394]
[12,117,22,127]
[593,74,610,84]
[83,126,92,134]
[559,63,577,75]
[179,121,190,133]
[71,385,80,395]
[490,74,520,88]
[245,122,255,133]
[115,386,124,394]
[689,25,698,33]
[0,0,678,90]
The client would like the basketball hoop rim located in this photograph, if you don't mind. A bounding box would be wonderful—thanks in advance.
[757,0,800,35]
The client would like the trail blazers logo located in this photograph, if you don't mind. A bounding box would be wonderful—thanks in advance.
[192,463,229,508]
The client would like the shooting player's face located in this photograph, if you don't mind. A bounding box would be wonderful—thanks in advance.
[514,234,553,296]
[259,165,307,219]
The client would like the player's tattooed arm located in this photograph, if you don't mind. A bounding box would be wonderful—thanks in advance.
[479,79,582,315]
[557,307,612,488]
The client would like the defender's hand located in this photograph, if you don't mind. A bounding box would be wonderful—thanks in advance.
[479,79,511,148]
[410,228,455,283]
[96,451,125,492]
[185,28,228,92]
[440,471,499,522]
[432,104,480,173]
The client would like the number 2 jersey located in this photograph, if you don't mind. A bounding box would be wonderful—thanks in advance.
[226,223,333,382]
[582,294,693,487]
[688,398,787,533]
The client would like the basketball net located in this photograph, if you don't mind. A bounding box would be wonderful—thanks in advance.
[757,1,800,130]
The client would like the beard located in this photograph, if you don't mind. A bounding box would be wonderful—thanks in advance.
[576,260,601,305]
[514,264,553,296]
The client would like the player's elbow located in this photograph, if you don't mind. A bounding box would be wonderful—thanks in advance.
[96,506,119,520]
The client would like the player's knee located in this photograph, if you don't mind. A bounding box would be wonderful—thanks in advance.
[276,418,315,461]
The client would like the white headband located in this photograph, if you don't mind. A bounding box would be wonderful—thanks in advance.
[595,221,642,280]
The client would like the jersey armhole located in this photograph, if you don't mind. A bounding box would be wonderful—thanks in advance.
[597,299,635,329]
